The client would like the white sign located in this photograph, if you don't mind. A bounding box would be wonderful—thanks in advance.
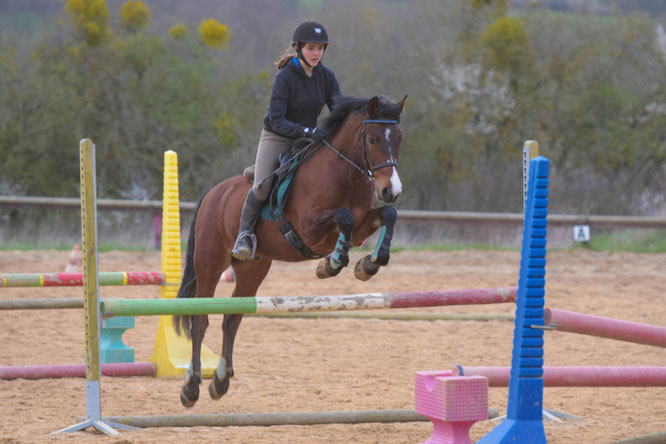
[573,225,590,243]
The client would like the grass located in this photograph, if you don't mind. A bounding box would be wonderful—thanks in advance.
[384,243,519,253]
[575,230,666,254]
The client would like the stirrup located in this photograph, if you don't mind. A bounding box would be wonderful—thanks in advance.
[232,231,258,260]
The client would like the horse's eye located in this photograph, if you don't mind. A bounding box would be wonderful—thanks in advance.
[368,138,376,144]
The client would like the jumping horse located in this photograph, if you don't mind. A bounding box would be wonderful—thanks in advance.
[174,95,407,407]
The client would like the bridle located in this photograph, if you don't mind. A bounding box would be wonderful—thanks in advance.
[320,116,399,182]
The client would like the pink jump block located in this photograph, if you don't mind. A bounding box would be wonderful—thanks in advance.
[415,371,488,444]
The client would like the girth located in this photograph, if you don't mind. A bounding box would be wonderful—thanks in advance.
[267,141,324,259]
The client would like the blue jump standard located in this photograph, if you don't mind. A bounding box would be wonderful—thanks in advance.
[478,156,550,444]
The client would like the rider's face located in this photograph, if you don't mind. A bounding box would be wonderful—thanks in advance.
[301,43,325,67]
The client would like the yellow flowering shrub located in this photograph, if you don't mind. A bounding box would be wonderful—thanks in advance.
[65,0,111,47]
[119,1,151,31]
[480,17,529,72]
[198,19,231,50]
[169,23,189,39]
[67,45,81,61]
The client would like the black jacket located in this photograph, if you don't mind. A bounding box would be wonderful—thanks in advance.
[263,57,341,139]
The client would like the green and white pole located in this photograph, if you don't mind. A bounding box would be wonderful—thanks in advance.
[53,140,138,436]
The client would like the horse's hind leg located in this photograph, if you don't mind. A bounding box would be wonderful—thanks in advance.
[209,257,272,400]
[180,313,209,407]
[180,255,228,407]
[353,205,397,281]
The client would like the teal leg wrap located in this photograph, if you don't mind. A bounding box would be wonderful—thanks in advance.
[371,226,387,262]
[330,233,347,269]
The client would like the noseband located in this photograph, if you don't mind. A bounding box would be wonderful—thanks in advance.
[320,117,399,181]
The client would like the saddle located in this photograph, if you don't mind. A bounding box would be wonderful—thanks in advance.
[243,138,324,258]
[242,137,311,185]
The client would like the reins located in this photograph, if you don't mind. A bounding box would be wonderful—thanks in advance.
[321,139,371,179]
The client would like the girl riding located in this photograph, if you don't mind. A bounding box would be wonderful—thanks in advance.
[232,21,342,260]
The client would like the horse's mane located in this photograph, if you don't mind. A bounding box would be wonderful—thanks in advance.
[321,96,402,137]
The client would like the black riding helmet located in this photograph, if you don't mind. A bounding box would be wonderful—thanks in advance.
[292,21,328,68]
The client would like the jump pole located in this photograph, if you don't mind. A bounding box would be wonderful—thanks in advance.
[0,271,164,287]
[0,362,156,380]
[0,298,514,322]
[544,308,666,348]
[96,408,500,429]
[99,287,519,318]
[454,365,666,387]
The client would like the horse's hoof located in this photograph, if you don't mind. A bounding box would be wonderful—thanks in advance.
[354,255,381,281]
[209,374,231,400]
[316,257,343,279]
[375,247,390,265]
[316,260,331,279]
[180,385,199,408]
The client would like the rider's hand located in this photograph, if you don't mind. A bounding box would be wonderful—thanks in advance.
[304,127,327,141]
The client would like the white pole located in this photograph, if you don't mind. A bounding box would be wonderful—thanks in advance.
[522,141,539,212]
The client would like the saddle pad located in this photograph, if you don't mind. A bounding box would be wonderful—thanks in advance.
[260,161,297,221]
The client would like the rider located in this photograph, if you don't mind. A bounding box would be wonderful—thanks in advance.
[232,21,342,260]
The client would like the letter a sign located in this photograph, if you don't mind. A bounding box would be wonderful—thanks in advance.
[573,225,590,243]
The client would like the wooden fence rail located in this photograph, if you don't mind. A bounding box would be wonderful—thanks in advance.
[2,196,665,228]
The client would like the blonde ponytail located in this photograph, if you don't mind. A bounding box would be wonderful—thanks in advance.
[275,46,298,69]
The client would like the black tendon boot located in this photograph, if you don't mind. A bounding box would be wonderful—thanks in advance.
[232,190,265,260]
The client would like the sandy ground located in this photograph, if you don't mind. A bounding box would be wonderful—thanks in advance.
[0,249,664,444]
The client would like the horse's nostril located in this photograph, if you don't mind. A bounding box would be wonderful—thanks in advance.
[382,187,392,201]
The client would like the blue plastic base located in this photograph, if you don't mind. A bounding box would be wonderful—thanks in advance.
[100,316,135,364]
[478,418,546,444]
[100,348,135,364]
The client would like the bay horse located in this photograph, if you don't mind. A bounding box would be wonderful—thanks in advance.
[173,95,407,407]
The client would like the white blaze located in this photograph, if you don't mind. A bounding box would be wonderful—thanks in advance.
[390,167,402,196]
[385,128,391,142]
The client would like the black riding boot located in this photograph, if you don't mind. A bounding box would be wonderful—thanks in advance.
[232,190,265,260]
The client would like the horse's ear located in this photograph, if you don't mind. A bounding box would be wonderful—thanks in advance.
[397,95,408,113]
[366,96,380,118]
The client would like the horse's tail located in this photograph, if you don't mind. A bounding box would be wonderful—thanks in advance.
[173,189,210,339]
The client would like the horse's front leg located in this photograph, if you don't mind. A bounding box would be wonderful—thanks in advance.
[316,208,354,279]
[353,205,397,281]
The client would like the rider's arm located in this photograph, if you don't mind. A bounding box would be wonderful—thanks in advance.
[267,75,307,139]
[326,70,342,111]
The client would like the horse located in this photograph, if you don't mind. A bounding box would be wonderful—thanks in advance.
[173,95,407,407]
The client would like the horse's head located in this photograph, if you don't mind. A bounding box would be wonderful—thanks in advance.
[362,95,407,203]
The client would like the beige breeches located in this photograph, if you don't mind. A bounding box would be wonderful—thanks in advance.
[251,129,295,201]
